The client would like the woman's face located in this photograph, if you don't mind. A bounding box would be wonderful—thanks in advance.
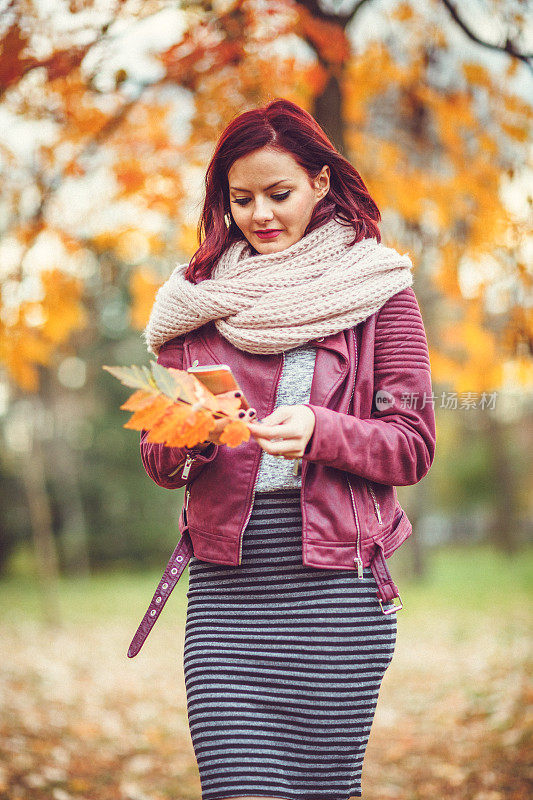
[227,146,330,254]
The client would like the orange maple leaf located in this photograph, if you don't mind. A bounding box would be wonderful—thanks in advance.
[120,389,157,411]
[123,395,173,430]
[144,401,200,445]
[162,406,217,448]
[219,419,251,448]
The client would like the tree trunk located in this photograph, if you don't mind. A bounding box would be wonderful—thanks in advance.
[49,392,91,576]
[313,71,347,155]
[404,480,428,580]
[20,436,62,627]
[485,414,520,554]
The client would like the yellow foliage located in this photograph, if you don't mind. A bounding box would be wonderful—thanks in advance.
[507,357,533,390]
[0,269,87,392]
[500,121,529,143]
[391,2,414,22]
[430,338,504,393]
[4,358,40,393]
[505,58,519,78]
[39,270,87,344]
[114,230,152,263]
[304,63,329,96]
[91,231,117,252]
[115,160,146,194]
[295,5,351,65]
[177,224,200,258]
[454,359,503,394]
[49,70,110,142]
[462,62,493,89]
[106,359,253,449]
[129,267,162,330]
[344,43,397,124]
[502,93,533,117]
[427,348,463,387]
[90,229,163,263]
[0,323,55,392]
[434,303,506,392]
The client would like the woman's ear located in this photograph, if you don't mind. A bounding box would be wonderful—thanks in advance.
[314,165,330,199]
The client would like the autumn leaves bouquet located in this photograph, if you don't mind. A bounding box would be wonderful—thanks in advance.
[103,361,252,449]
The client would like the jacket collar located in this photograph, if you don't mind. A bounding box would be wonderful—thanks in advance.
[194,322,350,409]
[308,331,350,407]
[308,330,349,362]
[194,321,349,363]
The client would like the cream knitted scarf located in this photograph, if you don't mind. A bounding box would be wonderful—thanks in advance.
[144,217,414,356]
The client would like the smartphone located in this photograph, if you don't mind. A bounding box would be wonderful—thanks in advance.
[187,364,251,410]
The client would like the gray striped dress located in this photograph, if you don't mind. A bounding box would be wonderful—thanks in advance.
[183,345,397,800]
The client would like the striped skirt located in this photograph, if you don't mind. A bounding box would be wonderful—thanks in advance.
[183,488,397,800]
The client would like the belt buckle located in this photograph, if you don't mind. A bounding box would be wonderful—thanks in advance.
[378,594,403,614]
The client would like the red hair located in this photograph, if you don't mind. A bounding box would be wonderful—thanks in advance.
[185,98,381,284]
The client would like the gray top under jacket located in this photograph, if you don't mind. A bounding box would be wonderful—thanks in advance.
[254,343,317,492]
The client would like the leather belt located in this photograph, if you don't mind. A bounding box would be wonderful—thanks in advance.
[369,541,403,614]
[127,528,193,658]
[127,530,402,659]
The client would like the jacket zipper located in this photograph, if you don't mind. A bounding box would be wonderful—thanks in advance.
[182,487,190,530]
[173,442,212,481]
[347,477,364,577]
[181,453,194,480]
[367,482,382,524]
[175,342,196,481]
[167,453,193,479]
[347,328,363,576]
[237,351,285,565]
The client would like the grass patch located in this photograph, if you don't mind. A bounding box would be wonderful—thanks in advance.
[2,543,531,627]
[393,542,532,612]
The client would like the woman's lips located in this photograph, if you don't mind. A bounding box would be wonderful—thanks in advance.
[255,230,282,240]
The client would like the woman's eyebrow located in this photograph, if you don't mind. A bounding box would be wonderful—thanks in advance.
[229,179,289,193]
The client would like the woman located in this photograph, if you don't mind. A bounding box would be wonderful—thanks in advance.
[137,98,436,800]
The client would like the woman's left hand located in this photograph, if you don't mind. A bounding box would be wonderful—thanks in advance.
[246,405,316,459]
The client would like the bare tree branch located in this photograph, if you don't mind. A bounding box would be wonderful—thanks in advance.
[439,0,533,73]
[298,0,373,28]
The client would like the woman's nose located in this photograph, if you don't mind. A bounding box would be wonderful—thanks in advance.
[251,198,274,223]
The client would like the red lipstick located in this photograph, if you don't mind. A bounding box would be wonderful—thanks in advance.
[255,229,282,240]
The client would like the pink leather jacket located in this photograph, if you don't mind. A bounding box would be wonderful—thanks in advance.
[127,286,436,657]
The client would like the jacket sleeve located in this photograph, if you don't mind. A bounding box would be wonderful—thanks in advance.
[302,287,436,486]
[140,335,219,489]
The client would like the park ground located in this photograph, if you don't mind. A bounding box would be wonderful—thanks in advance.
[0,544,531,800]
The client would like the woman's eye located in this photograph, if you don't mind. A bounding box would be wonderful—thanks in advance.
[232,190,291,207]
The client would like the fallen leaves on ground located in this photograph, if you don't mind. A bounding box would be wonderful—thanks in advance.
[0,606,530,799]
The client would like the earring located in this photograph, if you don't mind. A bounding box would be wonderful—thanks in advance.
[224,212,231,228]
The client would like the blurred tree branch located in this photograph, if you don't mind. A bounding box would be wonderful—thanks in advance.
[440,0,533,73]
